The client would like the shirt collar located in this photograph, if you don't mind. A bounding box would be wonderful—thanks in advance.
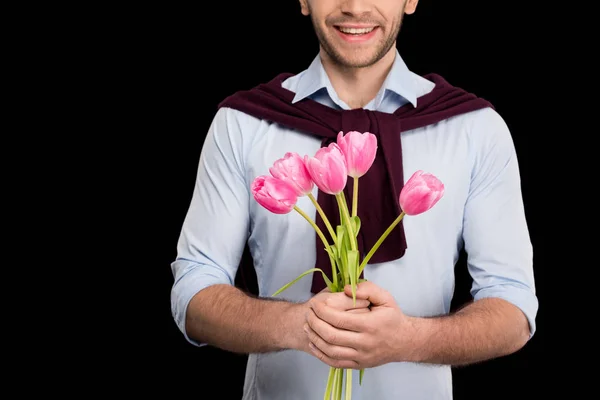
[377,50,418,108]
[291,50,419,109]
[291,55,336,105]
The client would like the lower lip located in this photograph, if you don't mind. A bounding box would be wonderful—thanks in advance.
[335,27,379,43]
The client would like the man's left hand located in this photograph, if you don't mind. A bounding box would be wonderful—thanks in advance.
[304,280,419,369]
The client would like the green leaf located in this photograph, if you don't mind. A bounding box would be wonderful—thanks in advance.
[359,368,365,385]
[336,225,345,252]
[336,225,349,287]
[325,244,338,260]
[347,250,359,304]
[271,268,333,297]
[340,258,348,288]
[351,215,361,237]
[333,260,344,292]
[325,245,340,290]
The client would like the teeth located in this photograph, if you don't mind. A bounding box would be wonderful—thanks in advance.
[338,27,374,34]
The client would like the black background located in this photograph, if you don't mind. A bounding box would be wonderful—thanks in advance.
[111,1,567,399]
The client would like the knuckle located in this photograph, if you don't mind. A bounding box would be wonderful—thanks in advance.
[312,301,324,314]
[305,316,313,328]
[325,332,337,343]
[329,350,341,360]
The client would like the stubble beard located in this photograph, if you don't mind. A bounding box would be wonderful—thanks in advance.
[310,12,404,69]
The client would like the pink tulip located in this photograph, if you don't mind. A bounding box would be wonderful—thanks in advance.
[304,143,348,195]
[336,131,378,178]
[251,175,298,214]
[399,170,445,216]
[269,152,314,196]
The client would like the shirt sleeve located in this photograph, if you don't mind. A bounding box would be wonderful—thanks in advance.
[462,107,539,339]
[170,107,252,346]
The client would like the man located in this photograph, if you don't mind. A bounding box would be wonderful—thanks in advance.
[170,0,538,398]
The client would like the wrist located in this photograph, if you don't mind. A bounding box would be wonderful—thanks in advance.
[276,301,309,351]
[402,315,435,363]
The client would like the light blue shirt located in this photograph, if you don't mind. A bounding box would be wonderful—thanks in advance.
[170,50,538,400]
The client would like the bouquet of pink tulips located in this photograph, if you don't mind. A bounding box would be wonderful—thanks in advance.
[251,131,444,400]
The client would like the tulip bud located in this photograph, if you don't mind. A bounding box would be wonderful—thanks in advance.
[269,152,314,196]
[336,131,378,178]
[399,170,444,216]
[304,143,348,195]
[251,175,298,214]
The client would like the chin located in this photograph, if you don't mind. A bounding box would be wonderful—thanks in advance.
[333,52,383,69]
[324,40,391,68]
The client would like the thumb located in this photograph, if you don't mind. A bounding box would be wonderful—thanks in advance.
[344,281,395,307]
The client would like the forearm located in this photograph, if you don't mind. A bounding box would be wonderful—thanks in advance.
[186,284,308,353]
[408,297,530,366]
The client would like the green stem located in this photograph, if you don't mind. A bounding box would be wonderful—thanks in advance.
[352,177,358,217]
[336,194,356,252]
[340,190,350,217]
[358,211,406,275]
[307,193,338,246]
[345,369,352,400]
[293,205,338,287]
[332,368,342,400]
[337,368,344,399]
[324,366,335,400]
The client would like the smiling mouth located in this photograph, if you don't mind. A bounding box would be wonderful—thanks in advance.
[335,26,377,35]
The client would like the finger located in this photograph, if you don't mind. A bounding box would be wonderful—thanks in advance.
[308,342,360,369]
[306,309,362,348]
[344,281,395,307]
[324,292,370,311]
[304,322,360,362]
[310,300,366,332]
[347,308,370,314]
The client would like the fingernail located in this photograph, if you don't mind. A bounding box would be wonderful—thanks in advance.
[303,324,308,333]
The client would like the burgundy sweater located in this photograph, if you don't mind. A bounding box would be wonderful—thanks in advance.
[218,72,493,293]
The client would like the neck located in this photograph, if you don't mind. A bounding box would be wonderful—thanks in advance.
[319,47,396,109]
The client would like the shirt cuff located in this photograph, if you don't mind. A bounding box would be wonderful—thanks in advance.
[171,264,234,347]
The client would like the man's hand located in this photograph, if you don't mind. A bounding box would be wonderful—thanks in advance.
[297,289,370,355]
[304,281,419,369]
